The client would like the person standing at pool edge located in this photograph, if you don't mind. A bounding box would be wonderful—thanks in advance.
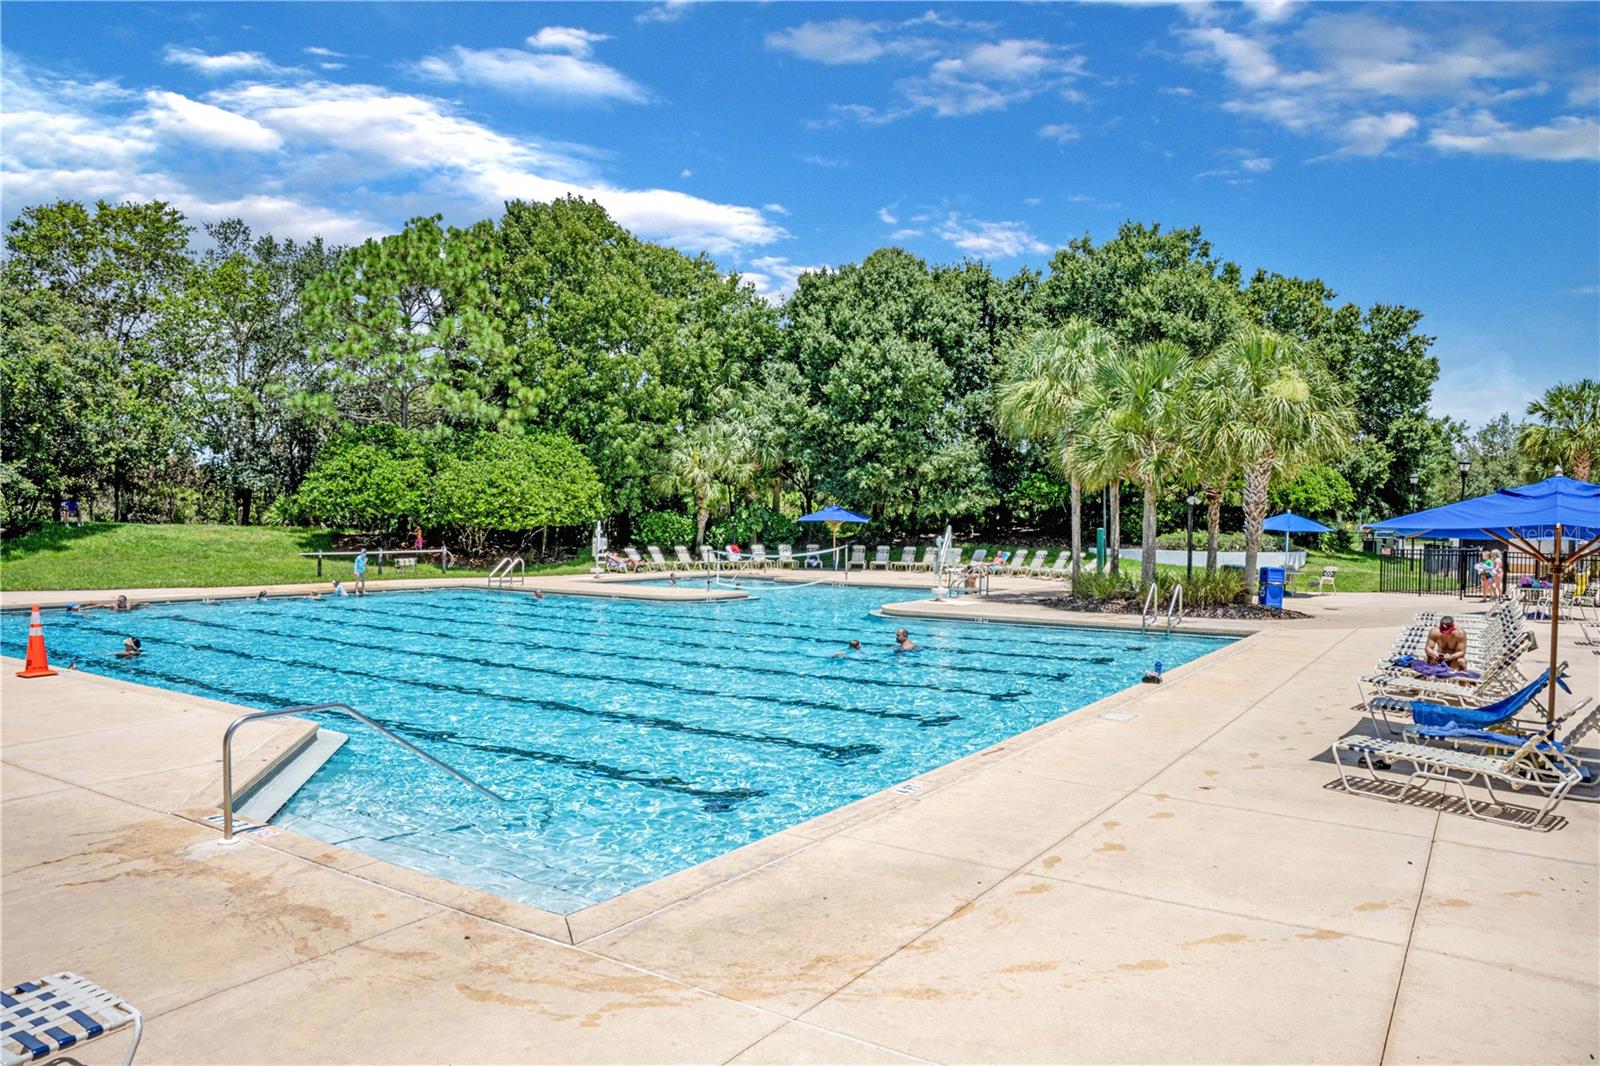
[353,549,368,595]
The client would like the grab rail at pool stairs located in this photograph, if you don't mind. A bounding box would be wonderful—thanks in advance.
[220,703,505,841]
[487,555,525,587]
[1166,583,1183,633]
[1140,583,1158,634]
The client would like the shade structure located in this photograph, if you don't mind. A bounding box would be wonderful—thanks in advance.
[1263,512,1333,534]
[1371,474,1600,721]
[797,505,870,524]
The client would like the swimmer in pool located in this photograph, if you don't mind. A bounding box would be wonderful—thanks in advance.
[894,628,916,653]
[117,636,142,658]
[833,639,863,658]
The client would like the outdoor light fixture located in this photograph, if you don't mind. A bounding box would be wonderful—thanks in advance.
[1184,494,1200,580]
[1458,458,1472,501]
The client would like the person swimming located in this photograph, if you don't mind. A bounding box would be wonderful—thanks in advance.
[833,639,864,658]
[532,589,546,600]
[894,628,916,653]
[256,590,269,602]
[117,636,142,658]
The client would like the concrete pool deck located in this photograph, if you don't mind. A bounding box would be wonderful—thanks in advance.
[2,584,1595,1063]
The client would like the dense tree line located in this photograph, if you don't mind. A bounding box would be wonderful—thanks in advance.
[3,197,1591,566]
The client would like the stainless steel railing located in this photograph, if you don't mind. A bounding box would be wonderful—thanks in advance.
[221,702,504,840]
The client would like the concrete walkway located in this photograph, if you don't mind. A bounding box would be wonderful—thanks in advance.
[2,586,1595,1064]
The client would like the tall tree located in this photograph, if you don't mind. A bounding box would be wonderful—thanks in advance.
[1520,379,1600,481]
[995,319,1117,583]
[1192,329,1355,598]
[1070,341,1190,586]
[659,422,751,546]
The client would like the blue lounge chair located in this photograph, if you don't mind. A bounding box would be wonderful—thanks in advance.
[2,972,141,1065]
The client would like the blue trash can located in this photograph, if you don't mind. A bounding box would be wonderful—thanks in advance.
[1259,567,1285,609]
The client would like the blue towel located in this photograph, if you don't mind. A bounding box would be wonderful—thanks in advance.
[1408,671,1551,729]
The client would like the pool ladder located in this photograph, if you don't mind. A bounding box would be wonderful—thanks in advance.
[220,703,504,841]
[1140,582,1185,634]
[487,555,525,587]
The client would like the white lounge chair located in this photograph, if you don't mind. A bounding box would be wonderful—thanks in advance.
[913,546,939,571]
[700,545,717,568]
[673,545,698,569]
[1331,719,1585,827]
[1045,550,1071,579]
[890,546,917,570]
[870,545,891,569]
[1018,549,1047,575]
[645,546,669,570]
[777,544,795,568]
[804,543,822,569]
[969,548,988,566]
[848,545,867,568]
[750,544,768,568]
[622,547,646,570]
[2,972,142,1066]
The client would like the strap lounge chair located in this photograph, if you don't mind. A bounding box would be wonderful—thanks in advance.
[777,544,795,568]
[969,548,988,566]
[1406,702,1600,793]
[2,972,142,1066]
[1359,631,1535,708]
[913,546,939,571]
[1331,718,1584,827]
[622,547,646,570]
[804,543,822,568]
[1020,549,1048,576]
[1365,667,1567,735]
[700,545,717,569]
[848,545,867,568]
[870,546,892,569]
[750,544,769,568]
[1045,550,1071,579]
[890,546,917,569]
[646,546,669,570]
[673,545,698,569]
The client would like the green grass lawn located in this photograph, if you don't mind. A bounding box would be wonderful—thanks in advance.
[0,523,589,592]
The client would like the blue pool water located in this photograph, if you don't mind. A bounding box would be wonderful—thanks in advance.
[4,584,1231,912]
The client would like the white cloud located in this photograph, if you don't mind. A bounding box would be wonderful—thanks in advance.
[763,202,789,215]
[1428,111,1599,162]
[1176,8,1589,162]
[1335,111,1419,156]
[414,40,647,103]
[741,255,819,303]
[1239,154,1273,172]
[766,20,893,65]
[2,61,785,257]
[1038,122,1080,143]
[162,45,292,78]
[142,90,282,152]
[679,167,692,178]
[889,227,924,241]
[937,214,1049,258]
[877,205,898,224]
[799,153,847,167]
[526,27,610,58]
[636,1,696,25]
[303,46,346,59]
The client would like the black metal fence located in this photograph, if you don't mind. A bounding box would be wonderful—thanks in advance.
[1377,543,1600,597]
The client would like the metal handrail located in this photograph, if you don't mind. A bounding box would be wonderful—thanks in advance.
[221,703,504,840]
[1140,582,1158,634]
[1166,583,1184,633]
[487,555,524,587]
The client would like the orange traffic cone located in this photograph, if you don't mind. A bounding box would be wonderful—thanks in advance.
[16,605,58,678]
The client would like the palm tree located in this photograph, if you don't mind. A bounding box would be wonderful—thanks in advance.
[659,423,746,546]
[1521,379,1600,481]
[1191,328,1354,599]
[1182,419,1239,574]
[995,319,1118,584]
[1069,341,1190,586]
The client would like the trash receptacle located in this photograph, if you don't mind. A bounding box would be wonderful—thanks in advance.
[1259,567,1284,609]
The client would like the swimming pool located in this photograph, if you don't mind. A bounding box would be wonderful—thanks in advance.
[4,584,1233,912]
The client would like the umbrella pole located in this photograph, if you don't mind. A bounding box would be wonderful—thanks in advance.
[1546,523,1563,724]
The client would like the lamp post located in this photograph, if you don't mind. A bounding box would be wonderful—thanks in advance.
[1408,471,1419,510]
[1185,494,1199,580]
[1458,458,1471,501]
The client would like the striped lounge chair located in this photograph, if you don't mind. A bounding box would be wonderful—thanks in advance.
[2,972,142,1066]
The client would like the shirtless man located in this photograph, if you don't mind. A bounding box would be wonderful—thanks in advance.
[1424,616,1468,668]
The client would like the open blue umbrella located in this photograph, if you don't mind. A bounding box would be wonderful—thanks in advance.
[1370,474,1600,720]
[797,505,870,566]
[1263,511,1333,554]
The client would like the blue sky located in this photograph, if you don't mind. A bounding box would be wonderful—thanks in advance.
[3,1,1596,426]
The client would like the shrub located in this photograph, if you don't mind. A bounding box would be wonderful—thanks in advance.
[1154,531,1248,552]
[293,426,426,532]
[1185,567,1245,607]
[707,503,802,548]
[635,510,695,548]
[430,432,606,553]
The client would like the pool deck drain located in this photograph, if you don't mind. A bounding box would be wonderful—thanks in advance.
[2,588,1595,1063]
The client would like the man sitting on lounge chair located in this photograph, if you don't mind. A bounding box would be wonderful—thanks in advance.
[1424,616,1467,669]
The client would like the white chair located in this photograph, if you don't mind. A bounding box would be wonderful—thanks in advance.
[673,545,697,569]
[1313,566,1337,593]
[777,544,795,568]
[870,546,891,569]
[645,546,669,570]
[890,546,917,570]
[848,545,867,568]
[750,544,768,568]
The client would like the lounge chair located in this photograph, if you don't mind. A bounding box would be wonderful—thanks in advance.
[1365,667,1566,735]
[750,544,768,568]
[870,545,892,569]
[1361,631,1536,706]
[2,972,142,1066]
[777,544,795,568]
[1407,701,1600,793]
[804,543,822,569]
[890,546,917,570]
[1020,549,1047,576]
[1331,718,1585,827]
[1313,566,1337,593]
[645,545,669,570]
[969,548,988,566]
[1045,550,1071,579]
[622,547,646,570]
[942,548,965,570]
[673,545,698,569]
[848,545,867,568]
[700,545,717,569]
[913,546,939,571]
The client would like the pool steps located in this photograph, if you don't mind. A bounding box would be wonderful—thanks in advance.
[236,728,348,823]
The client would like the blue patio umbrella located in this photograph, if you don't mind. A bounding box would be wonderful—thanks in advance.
[1370,474,1600,720]
[1263,511,1333,554]
[797,505,871,565]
